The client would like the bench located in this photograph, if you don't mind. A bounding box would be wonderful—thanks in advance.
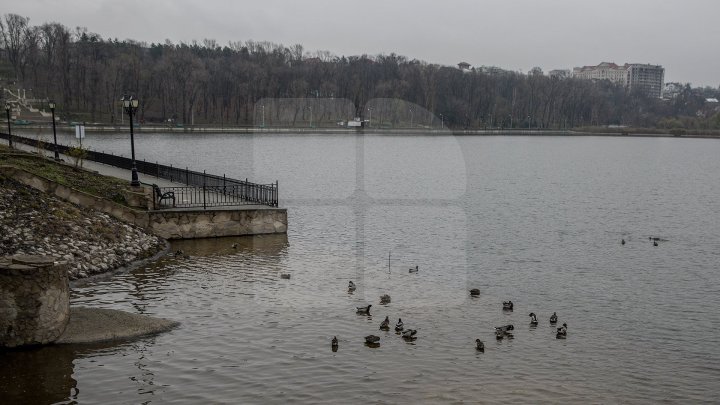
[151,183,175,207]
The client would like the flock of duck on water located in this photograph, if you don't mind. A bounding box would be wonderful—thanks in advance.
[329,266,569,353]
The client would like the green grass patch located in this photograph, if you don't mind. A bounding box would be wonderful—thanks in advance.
[0,145,131,206]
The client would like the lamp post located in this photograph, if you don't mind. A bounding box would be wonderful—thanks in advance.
[122,95,140,187]
[48,100,59,160]
[440,113,444,129]
[5,103,11,148]
[367,107,372,128]
[409,108,414,128]
[261,104,265,128]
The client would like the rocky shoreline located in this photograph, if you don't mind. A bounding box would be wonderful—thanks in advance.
[0,177,166,280]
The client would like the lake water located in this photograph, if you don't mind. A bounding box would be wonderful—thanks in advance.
[3,132,720,403]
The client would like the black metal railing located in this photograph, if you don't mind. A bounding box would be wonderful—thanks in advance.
[149,185,275,210]
[0,132,279,208]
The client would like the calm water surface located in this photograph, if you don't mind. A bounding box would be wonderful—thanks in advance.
[3,133,720,403]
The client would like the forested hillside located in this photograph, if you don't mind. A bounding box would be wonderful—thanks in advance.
[1,13,719,130]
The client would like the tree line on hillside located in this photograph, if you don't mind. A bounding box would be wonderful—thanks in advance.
[1,13,719,130]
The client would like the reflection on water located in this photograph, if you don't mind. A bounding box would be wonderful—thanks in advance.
[3,135,720,403]
[0,345,77,404]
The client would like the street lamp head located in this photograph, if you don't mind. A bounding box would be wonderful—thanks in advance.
[48,100,56,110]
[4,103,9,112]
[131,98,139,109]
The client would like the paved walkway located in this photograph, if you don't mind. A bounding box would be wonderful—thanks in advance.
[12,142,271,210]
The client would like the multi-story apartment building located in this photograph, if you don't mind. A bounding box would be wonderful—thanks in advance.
[572,62,664,98]
[625,64,664,98]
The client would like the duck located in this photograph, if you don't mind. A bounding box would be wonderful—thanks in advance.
[365,335,380,345]
[356,304,372,315]
[475,339,485,352]
[348,281,356,292]
[495,324,514,333]
[502,301,514,311]
[653,240,658,247]
[395,318,404,332]
[469,288,480,296]
[280,273,291,279]
[549,312,558,324]
[495,328,506,340]
[231,243,238,249]
[409,265,419,273]
[331,336,338,350]
[556,323,568,339]
[402,329,417,340]
[621,238,626,245]
[529,312,538,326]
[380,294,391,305]
[379,316,390,330]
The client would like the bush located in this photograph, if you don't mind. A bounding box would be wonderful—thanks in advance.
[67,145,88,167]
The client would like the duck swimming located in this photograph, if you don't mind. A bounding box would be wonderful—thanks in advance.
[356,305,371,315]
[331,336,338,350]
[503,301,514,311]
[379,316,390,330]
[402,329,417,340]
[529,312,538,326]
[549,312,558,324]
[556,323,568,339]
[365,335,380,346]
[348,281,356,292]
[475,339,485,352]
[280,274,291,279]
[380,294,391,305]
[621,239,625,245]
[469,288,480,296]
[409,265,419,273]
[395,318,404,332]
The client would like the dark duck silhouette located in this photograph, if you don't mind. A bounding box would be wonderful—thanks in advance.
[379,316,390,331]
[379,294,391,305]
[331,336,338,351]
[348,281,356,292]
[395,318,404,332]
[621,238,626,245]
[475,339,485,352]
[529,312,538,326]
[549,312,558,324]
[365,335,380,346]
[356,305,371,315]
[409,265,419,273]
[402,329,418,341]
[469,288,480,296]
[556,323,568,339]
[495,324,514,340]
[503,301,514,311]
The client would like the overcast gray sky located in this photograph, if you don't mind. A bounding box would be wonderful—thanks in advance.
[6,0,720,86]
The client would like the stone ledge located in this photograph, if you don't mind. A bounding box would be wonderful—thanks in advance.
[55,307,179,344]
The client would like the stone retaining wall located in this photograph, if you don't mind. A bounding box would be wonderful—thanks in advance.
[3,166,288,239]
[148,207,288,239]
[0,255,69,348]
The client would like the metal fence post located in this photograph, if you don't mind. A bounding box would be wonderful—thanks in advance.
[186,167,189,186]
[203,170,207,210]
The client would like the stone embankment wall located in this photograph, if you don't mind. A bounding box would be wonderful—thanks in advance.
[4,166,288,240]
[0,175,165,279]
[0,255,69,348]
[149,208,287,239]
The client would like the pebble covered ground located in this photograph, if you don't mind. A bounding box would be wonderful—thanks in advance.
[0,177,165,280]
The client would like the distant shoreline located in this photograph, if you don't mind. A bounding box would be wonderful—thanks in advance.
[11,124,720,139]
